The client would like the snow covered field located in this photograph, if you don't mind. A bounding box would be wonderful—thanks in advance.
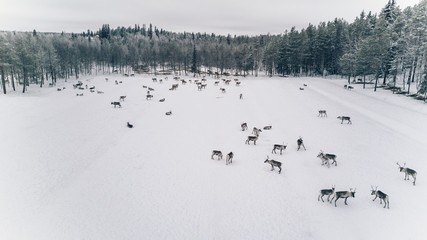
[1,74,426,240]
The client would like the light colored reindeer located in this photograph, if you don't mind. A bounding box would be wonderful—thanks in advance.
[272,143,287,155]
[252,127,262,135]
[264,156,282,174]
[318,185,335,202]
[241,123,248,131]
[330,188,356,207]
[317,151,337,167]
[245,135,258,145]
[211,150,223,160]
[371,186,389,209]
[396,162,417,185]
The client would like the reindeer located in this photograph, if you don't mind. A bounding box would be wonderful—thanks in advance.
[272,144,287,155]
[226,152,234,165]
[347,86,354,90]
[371,186,389,209]
[330,188,356,207]
[297,137,306,151]
[89,86,95,90]
[214,81,219,85]
[97,91,104,94]
[318,185,335,202]
[152,78,157,82]
[127,122,134,128]
[211,150,223,160]
[252,127,262,135]
[236,81,241,86]
[146,94,153,100]
[396,162,417,185]
[111,102,121,108]
[165,111,172,116]
[337,116,352,124]
[318,110,327,117]
[263,125,272,130]
[220,88,226,93]
[299,87,304,90]
[317,151,337,167]
[344,84,348,89]
[159,98,165,102]
[119,96,126,101]
[245,135,259,145]
[241,123,248,131]
[76,93,84,96]
[264,156,282,174]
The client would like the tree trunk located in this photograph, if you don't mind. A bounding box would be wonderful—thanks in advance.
[374,73,379,92]
[363,75,366,89]
[11,68,15,91]
[1,66,6,94]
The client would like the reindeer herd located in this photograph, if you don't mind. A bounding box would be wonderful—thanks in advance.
[66,73,418,210]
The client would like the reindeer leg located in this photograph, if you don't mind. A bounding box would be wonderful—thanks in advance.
[373,196,378,201]
[278,166,281,174]
[344,197,348,205]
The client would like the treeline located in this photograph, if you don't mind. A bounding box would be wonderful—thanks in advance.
[0,0,426,94]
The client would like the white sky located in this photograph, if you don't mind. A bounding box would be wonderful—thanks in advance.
[0,0,421,35]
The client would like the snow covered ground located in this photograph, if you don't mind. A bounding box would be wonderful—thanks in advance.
[1,74,426,240]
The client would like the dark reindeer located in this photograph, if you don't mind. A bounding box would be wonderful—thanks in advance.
[297,137,306,151]
[318,110,327,117]
[165,111,172,116]
[263,125,272,130]
[317,151,337,167]
[272,144,287,155]
[396,162,417,185]
[318,185,335,202]
[159,98,165,102]
[119,96,126,101]
[211,150,223,160]
[371,186,389,209]
[241,123,248,131]
[226,152,234,165]
[337,116,352,124]
[146,94,153,100]
[330,188,356,207]
[264,156,282,174]
[127,122,134,128]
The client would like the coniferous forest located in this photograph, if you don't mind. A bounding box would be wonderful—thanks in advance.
[0,0,426,95]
